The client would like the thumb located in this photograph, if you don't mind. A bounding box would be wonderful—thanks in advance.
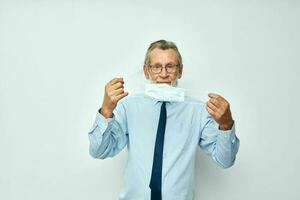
[208,93,219,98]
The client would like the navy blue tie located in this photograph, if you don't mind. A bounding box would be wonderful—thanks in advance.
[149,102,167,200]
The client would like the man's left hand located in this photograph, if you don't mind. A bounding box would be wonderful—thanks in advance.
[206,93,234,130]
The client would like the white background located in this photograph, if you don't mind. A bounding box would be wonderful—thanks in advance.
[0,0,299,199]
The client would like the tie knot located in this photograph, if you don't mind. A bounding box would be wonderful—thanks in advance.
[161,102,166,109]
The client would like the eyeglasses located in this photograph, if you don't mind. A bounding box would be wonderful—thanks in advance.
[148,64,180,74]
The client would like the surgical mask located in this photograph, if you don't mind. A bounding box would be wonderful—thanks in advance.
[121,70,208,102]
[145,83,185,102]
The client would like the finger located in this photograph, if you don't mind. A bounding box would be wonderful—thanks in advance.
[109,77,124,85]
[115,92,129,101]
[206,105,216,116]
[111,81,124,90]
[208,93,219,99]
[207,101,218,112]
[209,98,221,108]
[111,87,124,96]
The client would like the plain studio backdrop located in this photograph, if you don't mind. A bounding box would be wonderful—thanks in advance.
[0,0,299,200]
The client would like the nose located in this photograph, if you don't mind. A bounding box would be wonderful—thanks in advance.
[159,67,168,77]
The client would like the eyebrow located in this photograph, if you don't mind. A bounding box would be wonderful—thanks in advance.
[152,62,177,65]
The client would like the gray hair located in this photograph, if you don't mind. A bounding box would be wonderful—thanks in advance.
[144,39,183,67]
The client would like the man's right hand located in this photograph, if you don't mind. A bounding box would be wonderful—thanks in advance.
[100,77,129,118]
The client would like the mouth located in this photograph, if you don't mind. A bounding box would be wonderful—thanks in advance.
[157,82,171,84]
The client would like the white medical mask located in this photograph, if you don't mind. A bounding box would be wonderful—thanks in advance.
[145,83,185,102]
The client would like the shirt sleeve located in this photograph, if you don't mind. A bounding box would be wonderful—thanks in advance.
[198,109,240,168]
[88,101,128,159]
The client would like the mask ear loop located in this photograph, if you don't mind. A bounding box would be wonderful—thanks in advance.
[183,88,210,102]
[120,69,145,95]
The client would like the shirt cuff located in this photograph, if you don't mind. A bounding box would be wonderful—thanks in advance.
[217,122,237,144]
[88,111,115,134]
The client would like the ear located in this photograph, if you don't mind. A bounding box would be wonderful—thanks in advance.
[143,64,150,79]
[178,66,183,79]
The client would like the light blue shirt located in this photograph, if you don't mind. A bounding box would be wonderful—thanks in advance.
[88,93,240,200]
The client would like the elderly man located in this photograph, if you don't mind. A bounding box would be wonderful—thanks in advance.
[88,40,240,200]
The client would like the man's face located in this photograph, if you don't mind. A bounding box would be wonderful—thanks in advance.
[143,48,183,86]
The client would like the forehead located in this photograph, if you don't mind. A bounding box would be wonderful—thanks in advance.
[149,48,178,63]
